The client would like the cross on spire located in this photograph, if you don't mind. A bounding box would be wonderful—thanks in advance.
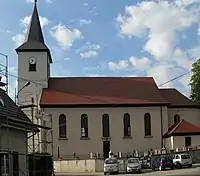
[35,0,37,3]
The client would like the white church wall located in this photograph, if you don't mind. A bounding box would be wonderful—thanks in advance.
[43,106,168,159]
[168,108,200,127]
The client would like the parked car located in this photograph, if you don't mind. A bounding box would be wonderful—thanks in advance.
[173,153,192,169]
[150,155,174,171]
[126,157,142,173]
[104,158,119,175]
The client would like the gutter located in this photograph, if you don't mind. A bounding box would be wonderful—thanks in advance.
[160,106,164,148]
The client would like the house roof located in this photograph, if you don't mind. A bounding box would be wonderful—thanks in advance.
[40,77,169,107]
[0,89,38,132]
[163,120,200,137]
[15,1,52,63]
[159,88,199,108]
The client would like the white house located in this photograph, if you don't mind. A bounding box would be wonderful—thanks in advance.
[0,86,38,175]
[16,1,200,160]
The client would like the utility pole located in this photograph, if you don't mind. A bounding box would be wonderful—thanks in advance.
[31,97,35,176]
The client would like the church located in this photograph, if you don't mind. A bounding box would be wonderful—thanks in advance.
[16,1,200,160]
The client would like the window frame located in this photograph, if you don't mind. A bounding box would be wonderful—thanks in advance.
[59,114,67,138]
[102,114,110,137]
[29,63,36,72]
[144,113,152,136]
[80,114,89,138]
[174,114,180,124]
[123,113,131,137]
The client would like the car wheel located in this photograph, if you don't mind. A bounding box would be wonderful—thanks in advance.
[104,172,106,175]
[137,170,142,174]
[188,164,192,168]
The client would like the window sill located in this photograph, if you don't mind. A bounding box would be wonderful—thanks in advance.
[101,137,112,141]
[123,136,132,139]
[80,137,90,140]
[144,135,153,138]
[58,138,68,140]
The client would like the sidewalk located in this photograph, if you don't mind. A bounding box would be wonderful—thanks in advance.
[55,163,200,176]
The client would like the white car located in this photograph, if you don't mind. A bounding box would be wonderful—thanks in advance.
[104,158,119,175]
[126,158,142,173]
[173,153,192,169]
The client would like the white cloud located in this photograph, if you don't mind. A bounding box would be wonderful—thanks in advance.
[76,42,100,53]
[50,24,83,49]
[12,34,25,47]
[129,56,151,69]
[80,19,92,26]
[116,0,198,59]
[84,3,89,6]
[108,60,129,71]
[116,0,200,95]
[80,50,98,59]
[45,0,52,3]
[12,15,50,47]
[77,42,100,58]
[21,15,49,29]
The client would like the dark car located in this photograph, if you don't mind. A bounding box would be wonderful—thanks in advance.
[150,155,174,171]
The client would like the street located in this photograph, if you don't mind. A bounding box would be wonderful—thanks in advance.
[56,165,200,176]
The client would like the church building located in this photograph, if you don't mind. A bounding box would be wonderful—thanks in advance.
[16,1,200,160]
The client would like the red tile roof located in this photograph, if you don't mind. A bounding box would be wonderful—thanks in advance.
[163,120,200,137]
[159,89,198,107]
[40,77,169,106]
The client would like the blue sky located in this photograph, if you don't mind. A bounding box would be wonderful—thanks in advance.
[0,0,200,99]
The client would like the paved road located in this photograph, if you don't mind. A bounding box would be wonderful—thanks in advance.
[56,166,200,176]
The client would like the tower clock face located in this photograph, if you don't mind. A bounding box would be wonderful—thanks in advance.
[29,57,36,64]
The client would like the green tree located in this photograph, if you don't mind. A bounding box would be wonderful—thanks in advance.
[190,58,200,104]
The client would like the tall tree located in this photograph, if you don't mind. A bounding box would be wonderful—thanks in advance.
[190,58,200,104]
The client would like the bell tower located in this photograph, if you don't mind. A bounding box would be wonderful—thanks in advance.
[16,0,52,106]
[15,0,52,152]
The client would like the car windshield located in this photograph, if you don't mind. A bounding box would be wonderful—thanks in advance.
[127,158,139,163]
[105,159,118,164]
[161,156,172,161]
[181,154,190,159]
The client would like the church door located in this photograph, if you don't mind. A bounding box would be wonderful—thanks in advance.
[103,141,110,159]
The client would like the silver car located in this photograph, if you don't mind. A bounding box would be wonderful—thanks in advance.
[104,158,119,175]
[126,158,142,173]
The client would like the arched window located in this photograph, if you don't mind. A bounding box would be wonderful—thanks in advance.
[59,114,67,138]
[102,114,110,137]
[81,114,88,138]
[174,114,180,124]
[144,113,151,136]
[123,113,131,137]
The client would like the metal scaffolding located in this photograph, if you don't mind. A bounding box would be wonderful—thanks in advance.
[0,53,54,175]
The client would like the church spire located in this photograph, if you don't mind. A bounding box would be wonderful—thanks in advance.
[16,0,52,63]
[25,0,44,43]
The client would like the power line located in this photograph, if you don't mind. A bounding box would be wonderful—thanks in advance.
[1,70,191,91]
[158,71,191,87]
